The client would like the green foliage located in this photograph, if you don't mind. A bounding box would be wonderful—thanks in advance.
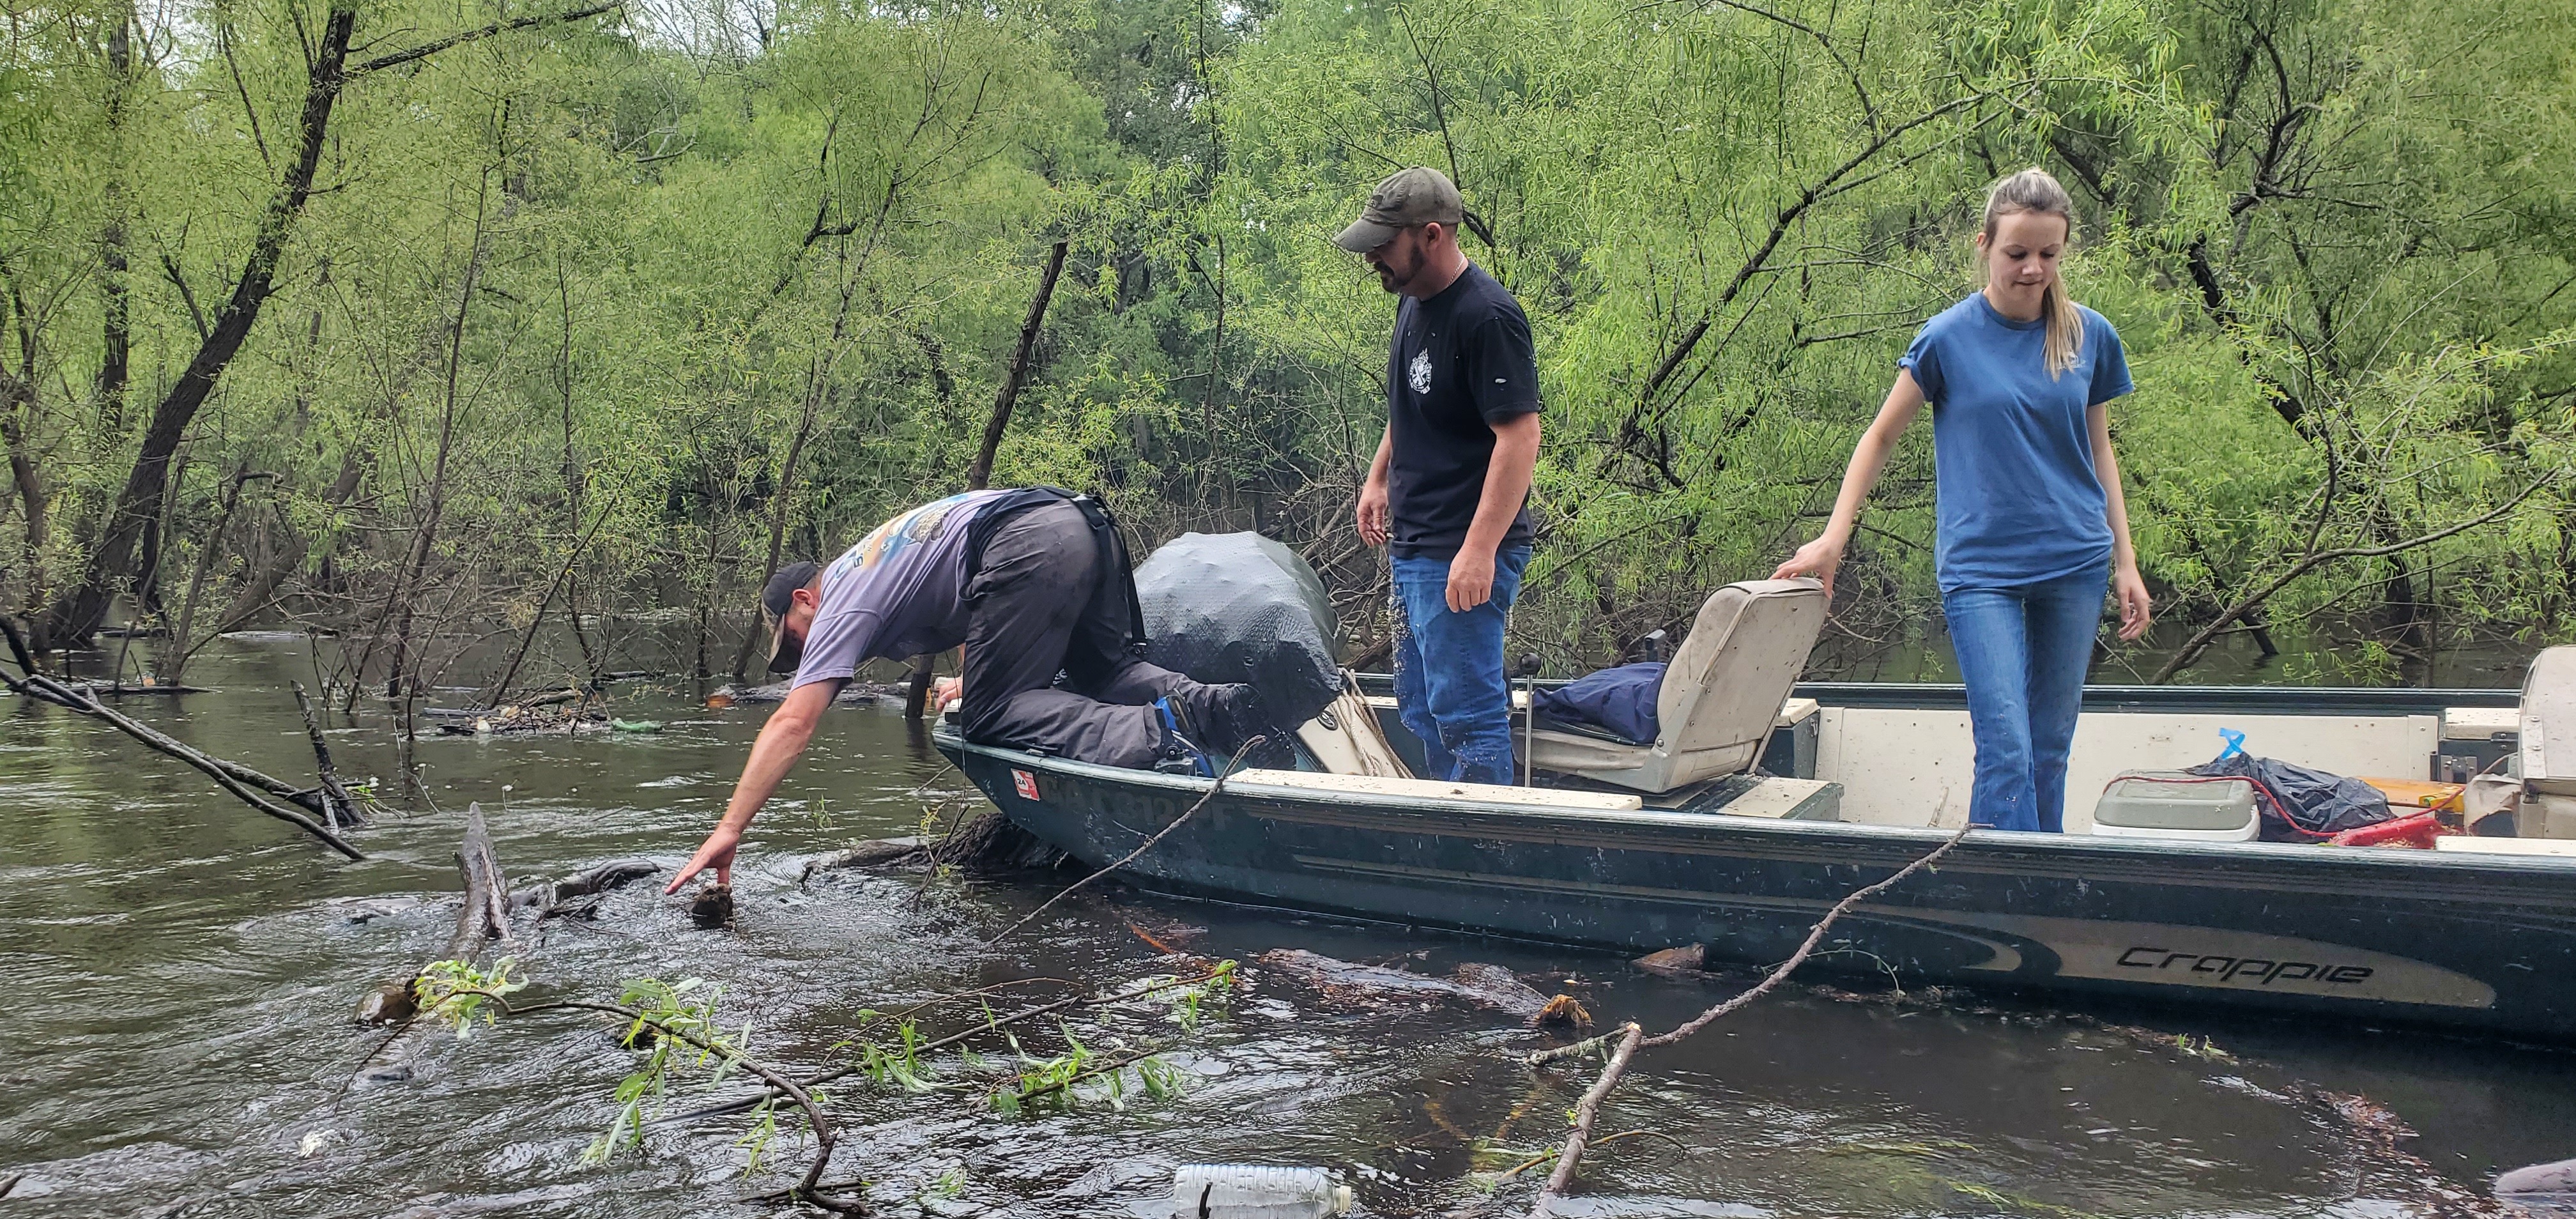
[585,976,751,1163]
[1163,957,1236,1029]
[851,1016,937,1093]
[1,0,2568,680]
[414,956,528,1039]
[416,961,790,1173]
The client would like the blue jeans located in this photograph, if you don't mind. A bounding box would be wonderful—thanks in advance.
[1941,564,2108,832]
[1392,546,1532,785]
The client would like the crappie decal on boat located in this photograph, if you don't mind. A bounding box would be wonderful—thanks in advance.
[1857,910,2499,1009]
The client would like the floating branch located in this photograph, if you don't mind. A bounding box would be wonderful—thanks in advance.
[1524,823,1973,1211]
[293,680,366,829]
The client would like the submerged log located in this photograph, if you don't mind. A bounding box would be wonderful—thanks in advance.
[929,810,1065,871]
[1256,949,1586,1027]
[353,804,512,1084]
[797,838,928,884]
[1635,943,1708,975]
[704,678,908,707]
[511,857,659,917]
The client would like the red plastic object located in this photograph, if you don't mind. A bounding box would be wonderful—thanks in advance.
[2328,811,2443,848]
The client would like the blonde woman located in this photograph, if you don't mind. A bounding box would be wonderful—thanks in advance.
[1774,168,2151,832]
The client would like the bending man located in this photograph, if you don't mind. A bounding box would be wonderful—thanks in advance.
[668,487,1265,892]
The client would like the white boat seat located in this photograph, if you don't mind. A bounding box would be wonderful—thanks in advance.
[1526,578,1828,795]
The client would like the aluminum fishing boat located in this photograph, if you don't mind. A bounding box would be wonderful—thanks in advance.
[935,580,2576,1040]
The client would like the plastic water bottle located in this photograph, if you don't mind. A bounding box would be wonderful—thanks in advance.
[1168,1165,1354,1218]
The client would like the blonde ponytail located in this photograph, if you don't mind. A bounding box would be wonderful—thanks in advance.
[1981,168,2084,379]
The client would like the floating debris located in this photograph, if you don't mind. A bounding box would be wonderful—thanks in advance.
[1255,949,1583,1026]
[704,679,910,707]
[1636,943,1708,975]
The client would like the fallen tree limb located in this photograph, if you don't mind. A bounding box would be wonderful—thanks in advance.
[293,679,365,829]
[1495,1129,1685,1181]
[432,985,866,1216]
[1524,824,1973,1212]
[353,805,510,1080]
[512,856,659,918]
[797,838,927,884]
[1,618,364,860]
[1537,1022,1642,1202]
[660,967,1222,1127]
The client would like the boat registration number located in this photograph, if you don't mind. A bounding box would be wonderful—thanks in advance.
[1011,769,1040,801]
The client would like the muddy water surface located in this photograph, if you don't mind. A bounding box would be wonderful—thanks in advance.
[6,638,2575,1217]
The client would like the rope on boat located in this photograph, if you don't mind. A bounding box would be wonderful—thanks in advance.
[981,735,1269,947]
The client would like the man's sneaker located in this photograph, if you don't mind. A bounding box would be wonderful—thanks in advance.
[1165,683,1276,756]
[1211,683,1282,753]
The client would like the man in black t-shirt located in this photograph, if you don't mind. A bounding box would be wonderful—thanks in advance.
[1336,167,1543,785]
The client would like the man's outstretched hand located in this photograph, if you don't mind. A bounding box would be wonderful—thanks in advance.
[666,821,742,893]
[664,678,840,895]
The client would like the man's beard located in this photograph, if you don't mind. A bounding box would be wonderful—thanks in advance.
[1374,247,1420,293]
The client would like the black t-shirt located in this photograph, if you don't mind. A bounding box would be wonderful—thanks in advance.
[1386,263,1541,560]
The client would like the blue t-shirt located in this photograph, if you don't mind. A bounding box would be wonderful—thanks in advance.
[1900,293,2133,592]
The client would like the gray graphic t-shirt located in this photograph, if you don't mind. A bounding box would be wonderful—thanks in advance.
[791,490,1009,691]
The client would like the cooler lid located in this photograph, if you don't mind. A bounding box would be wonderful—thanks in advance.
[2094,771,2260,831]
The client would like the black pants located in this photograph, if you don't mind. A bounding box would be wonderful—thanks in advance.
[960,500,1204,767]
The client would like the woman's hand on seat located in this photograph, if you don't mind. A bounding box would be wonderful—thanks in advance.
[1772,536,1844,598]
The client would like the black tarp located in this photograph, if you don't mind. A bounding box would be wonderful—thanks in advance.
[2189,750,2395,840]
[1136,532,1344,727]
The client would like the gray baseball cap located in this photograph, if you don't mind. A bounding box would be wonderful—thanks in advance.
[1333,167,1466,253]
[761,560,822,674]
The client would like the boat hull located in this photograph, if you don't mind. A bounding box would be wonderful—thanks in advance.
[934,724,2576,1041]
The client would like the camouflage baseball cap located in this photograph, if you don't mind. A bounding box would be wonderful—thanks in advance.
[1332,167,1466,253]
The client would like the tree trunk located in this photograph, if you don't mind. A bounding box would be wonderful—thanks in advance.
[730,377,830,682]
[1,387,44,610]
[964,240,1070,493]
[730,276,856,681]
[205,449,362,638]
[353,179,495,701]
[44,1,358,645]
[159,464,256,684]
[94,4,134,431]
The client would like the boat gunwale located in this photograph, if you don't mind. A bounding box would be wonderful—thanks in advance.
[1348,672,2523,716]
[933,728,2576,885]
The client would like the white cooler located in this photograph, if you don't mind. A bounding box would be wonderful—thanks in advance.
[2090,770,2260,841]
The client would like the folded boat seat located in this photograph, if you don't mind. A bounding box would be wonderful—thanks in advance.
[1527,578,1827,794]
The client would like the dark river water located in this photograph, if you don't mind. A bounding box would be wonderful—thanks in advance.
[6,636,2575,1218]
